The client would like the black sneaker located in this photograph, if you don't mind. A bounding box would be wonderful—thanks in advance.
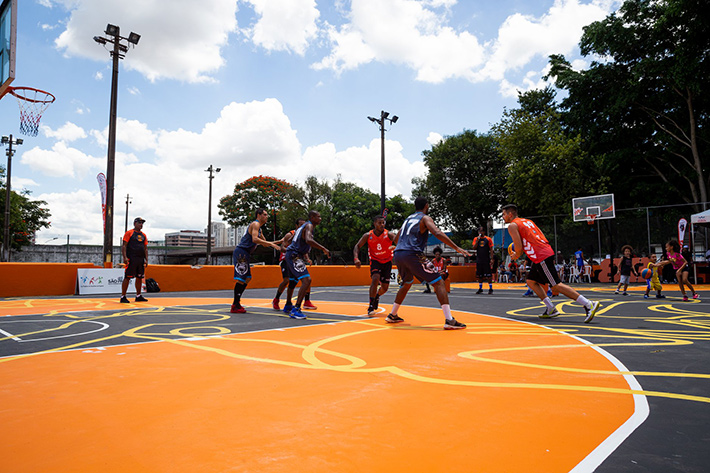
[488,288,493,294]
[373,295,380,310]
[367,305,376,315]
[476,288,483,294]
[656,295,666,299]
[444,318,466,330]
[135,295,148,302]
[120,295,130,303]
[386,314,405,324]
[423,289,432,294]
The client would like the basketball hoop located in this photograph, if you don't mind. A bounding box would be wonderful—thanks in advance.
[586,214,598,225]
[6,86,56,137]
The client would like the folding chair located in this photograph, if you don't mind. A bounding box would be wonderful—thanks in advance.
[581,265,592,283]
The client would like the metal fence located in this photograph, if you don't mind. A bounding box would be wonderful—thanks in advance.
[525,202,710,263]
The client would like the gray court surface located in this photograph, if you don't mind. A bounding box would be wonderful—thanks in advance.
[2,283,709,472]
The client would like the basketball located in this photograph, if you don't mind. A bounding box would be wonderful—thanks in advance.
[641,268,652,279]
[508,243,515,257]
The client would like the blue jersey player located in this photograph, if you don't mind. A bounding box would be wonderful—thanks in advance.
[284,210,330,319]
[231,209,281,313]
[388,197,471,330]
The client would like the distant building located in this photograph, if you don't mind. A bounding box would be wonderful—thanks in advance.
[225,225,248,247]
[165,230,213,248]
[207,222,228,247]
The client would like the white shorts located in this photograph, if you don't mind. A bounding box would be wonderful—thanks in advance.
[620,274,630,285]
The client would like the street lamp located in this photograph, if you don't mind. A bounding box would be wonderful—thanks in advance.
[124,193,132,234]
[205,165,220,264]
[1,134,23,262]
[367,111,398,213]
[94,24,140,268]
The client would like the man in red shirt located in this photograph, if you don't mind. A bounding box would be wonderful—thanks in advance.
[120,217,149,303]
[353,215,396,315]
[503,204,601,323]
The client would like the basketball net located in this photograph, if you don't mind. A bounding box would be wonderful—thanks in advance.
[586,214,598,225]
[7,86,56,137]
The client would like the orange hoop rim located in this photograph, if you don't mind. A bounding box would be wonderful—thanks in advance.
[7,86,56,104]
[586,214,598,225]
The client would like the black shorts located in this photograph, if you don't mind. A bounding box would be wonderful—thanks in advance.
[393,251,441,285]
[370,260,392,284]
[527,256,562,287]
[476,260,492,278]
[280,259,288,278]
[125,256,146,279]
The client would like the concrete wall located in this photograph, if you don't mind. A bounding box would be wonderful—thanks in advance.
[11,245,168,265]
[0,263,476,298]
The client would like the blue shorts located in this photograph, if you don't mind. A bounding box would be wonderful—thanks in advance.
[233,247,252,282]
[285,250,310,281]
[393,251,442,285]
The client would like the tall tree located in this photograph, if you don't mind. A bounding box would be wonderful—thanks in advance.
[491,88,604,216]
[419,129,506,239]
[0,167,52,252]
[218,175,300,240]
[547,0,709,209]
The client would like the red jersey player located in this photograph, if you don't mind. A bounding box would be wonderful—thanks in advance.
[353,215,396,315]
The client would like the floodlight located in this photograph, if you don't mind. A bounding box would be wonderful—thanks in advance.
[381,111,389,119]
[127,32,141,45]
[216,168,221,173]
[391,116,399,123]
[15,138,22,145]
[105,24,120,36]
[367,116,377,123]
[1,136,8,144]
[93,36,107,45]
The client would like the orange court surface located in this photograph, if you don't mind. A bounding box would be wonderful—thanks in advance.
[1,284,709,472]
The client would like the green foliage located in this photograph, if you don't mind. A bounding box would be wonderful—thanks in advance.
[546,0,709,209]
[0,167,52,251]
[419,129,506,241]
[491,88,603,216]
[218,175,301,240]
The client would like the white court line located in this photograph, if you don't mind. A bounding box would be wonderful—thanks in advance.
[0,328,21,341]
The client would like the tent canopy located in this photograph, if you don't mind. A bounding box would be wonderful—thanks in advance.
[691,209,710,224]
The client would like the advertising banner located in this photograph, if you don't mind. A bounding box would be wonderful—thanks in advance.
[97,173,107,231]
[77,268,145,295]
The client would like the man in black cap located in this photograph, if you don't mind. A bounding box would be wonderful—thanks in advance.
[120,217,149,303]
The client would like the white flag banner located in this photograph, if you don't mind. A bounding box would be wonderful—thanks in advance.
[97,173,107,231]
[678,218,688,245]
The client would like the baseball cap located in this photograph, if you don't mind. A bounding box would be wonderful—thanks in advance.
[134,217,146,223]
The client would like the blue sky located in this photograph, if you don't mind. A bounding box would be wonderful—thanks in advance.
[0,0,619,245]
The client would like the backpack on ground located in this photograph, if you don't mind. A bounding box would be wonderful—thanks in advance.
[145,278,161,293]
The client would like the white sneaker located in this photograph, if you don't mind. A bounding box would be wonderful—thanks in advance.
[584,301,601,323]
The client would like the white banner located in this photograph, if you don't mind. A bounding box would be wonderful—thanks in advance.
[77,268,146,295]
[97,173,107,232]
[678,218,688,245]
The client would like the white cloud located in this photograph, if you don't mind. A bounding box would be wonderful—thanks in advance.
[53,0,238,83]
[426,132,443,145]
[245,0,320,55]
[94,71,103,81]
[12,177,40,190]
[314,0,617,90]
[20,142,104,178]
[314,0,486,82]
[41,121,87,142]
[91,118,158,151]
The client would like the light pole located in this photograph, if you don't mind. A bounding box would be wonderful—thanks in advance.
[1,134,23,262]
[205,165,220,265]
[367,111,398,213]
[94,24,140,268]
[124,193,132,234]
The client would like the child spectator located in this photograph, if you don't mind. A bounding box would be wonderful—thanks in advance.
[615,245,639,295]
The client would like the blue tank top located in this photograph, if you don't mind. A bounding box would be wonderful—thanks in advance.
[237,221,262,254]
[286,222,311,255]
[395,212,428,253]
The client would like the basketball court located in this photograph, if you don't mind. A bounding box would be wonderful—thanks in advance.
[2,284,709,472]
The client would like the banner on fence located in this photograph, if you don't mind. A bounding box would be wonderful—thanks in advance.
[77,268,145,295]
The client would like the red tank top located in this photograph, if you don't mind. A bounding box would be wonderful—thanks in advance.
[279,230,296,262]
[511,217,554,263]
[432,257,446,272]
[368,229,392,263]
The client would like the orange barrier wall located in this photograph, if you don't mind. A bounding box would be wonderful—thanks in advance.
[0,262,96,297]
[0,263,476,298]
